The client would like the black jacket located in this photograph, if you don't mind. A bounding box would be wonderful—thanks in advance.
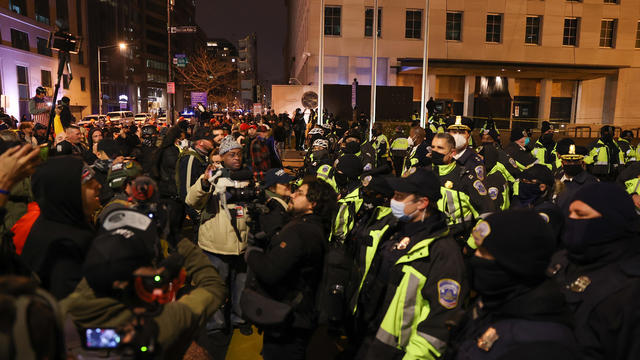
[448,280,577,360]
[156,145,180,199]
[21,156,95,299]
[246,214,325,329]
[555,170,599,215]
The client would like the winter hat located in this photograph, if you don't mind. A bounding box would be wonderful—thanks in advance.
[474,209,555,283]
[219,135,242,155]
[510,125,528,142]
[540,121,553,134]
[571,183,636,228]
[334,154,362,179]
[239,123,250,132]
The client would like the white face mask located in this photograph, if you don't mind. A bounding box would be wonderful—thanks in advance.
[179,139,189,149]
[407,137,415,147]
[452,133,468,150]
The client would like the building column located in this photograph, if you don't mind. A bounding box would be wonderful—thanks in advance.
[539,78,552,126]
[602,75,618,125]
[427,74,436,99]
[508,77,517,127]
[463,75,475,117]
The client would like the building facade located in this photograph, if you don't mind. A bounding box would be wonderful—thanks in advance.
[286,0,640,127]
[239,33,258,108]
[0,0,92,121]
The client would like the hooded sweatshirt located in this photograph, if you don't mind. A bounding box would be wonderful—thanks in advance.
[21,156,95,299]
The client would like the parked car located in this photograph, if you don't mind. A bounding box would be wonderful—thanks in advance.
[78,114,106,127]
[134,113,151,124]
[106,111,134,124]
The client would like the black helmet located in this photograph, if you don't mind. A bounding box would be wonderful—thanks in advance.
[141,125,158,139]
[36,86,47,95]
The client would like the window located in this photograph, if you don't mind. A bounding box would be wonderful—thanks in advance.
[486,14,502,43]
[405,10,423,39]
[563,18,579,46]
[41,70,52,88]
[77,51,84,65]
[37,37,52,56]
[56,0,69,24]
[11,29,30,51]
[604,0,618,3]
[80,77,86,91]
[76,0,83,35]
[365,8,382,37]
[324,6,341,36]
[9,0,26,15]
[17,66,30,121]
[63,74,69,89]
[525,16,541,44]
[446,12,462,41]
[600,19,617,48]
[636,22,640,48]
[35,0,50,24]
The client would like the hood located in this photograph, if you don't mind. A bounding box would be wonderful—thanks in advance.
[31,156,88,227]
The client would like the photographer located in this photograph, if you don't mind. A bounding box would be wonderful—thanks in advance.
[62,209,226,359]
[244,177,337,359]
[185,135,252,338]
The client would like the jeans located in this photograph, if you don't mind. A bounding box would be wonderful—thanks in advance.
[204,252,247,332]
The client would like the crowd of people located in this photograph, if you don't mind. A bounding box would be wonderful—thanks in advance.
[0,100,639,360]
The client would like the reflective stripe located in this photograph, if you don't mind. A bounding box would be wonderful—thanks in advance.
[445,190,456,220]
[417,331,446,353]
[633,179,640,195]
[400,273,420,347]
[375,328,397,347]
[186,155,195,188]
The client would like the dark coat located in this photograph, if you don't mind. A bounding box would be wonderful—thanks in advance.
[21,156,95,299]
[156,145,180,199]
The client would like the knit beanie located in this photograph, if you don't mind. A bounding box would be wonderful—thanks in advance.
[219,135,242,155]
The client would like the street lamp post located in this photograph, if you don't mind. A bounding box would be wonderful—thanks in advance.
[97,42,127,116]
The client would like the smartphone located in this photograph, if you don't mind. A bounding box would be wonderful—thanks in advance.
[83,328,121,349]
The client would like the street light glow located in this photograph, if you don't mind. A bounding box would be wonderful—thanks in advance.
[119,42,127,50]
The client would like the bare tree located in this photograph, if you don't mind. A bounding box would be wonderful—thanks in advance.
[173,48,238,108]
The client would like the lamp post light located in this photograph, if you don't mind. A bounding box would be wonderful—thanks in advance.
[98,42,128,115]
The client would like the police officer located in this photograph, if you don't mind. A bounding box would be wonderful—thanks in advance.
[531,121,557,170]
[585,125,624,180]
[332,154,364,243]
[259,168,293,240]
[95,159,143,224]
[429,133,495,242]
[447,116,485,180]
[554,144,599,215]
[505,125,537,170]
[616,161,640,210]
[617,130,636,164]
[355,167,467,360]
[341,128,376,172]
[477,143,513,211]
[136,124,159,175]
[372,123,391,168]
[390,127,409,176]
[448,210,576,359]
[548,182,640,360]
[477,128,521,181]
[402,126,429,175]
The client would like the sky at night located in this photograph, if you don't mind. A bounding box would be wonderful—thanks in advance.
[195,0,288,88]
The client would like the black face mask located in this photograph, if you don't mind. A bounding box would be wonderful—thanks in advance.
[516,182,543,206]
[334,172,349,187]
[313,150,329,160]
[468,256,520,307]
[344,142,361,154]
[541,133,554,145]
[563,217,617,263]
[602,133,614,142]
[563,164,583,177]
[430,151,446,166]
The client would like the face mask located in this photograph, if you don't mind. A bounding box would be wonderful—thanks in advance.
[516,182,543,206]
[468,256,520,303]
[563,164,583,177]
[313,150,329,160]
[334,172,349,187]
[178,139,189,149]
[541,133,554,145]
[390,198,418,222]
[344,142,360,154]
[602,133,613,142]
[452,133,468,149]
[524,137,531,147]
[407,137,415,147]
[563,217,612,256]
[430,151,447,166]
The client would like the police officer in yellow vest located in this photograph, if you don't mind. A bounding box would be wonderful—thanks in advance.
[429,133,496,243]
[531,121,557,170]
[332,154,365,243]
[447,116,484,180]
[372,123,391,168]
[390,127,409,176]
[618,130,637,164]
[585,125,625,180]
[354,167,467,360]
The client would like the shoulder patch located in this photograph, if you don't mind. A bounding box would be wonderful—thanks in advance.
[475,165,485,181]
[473,180,487,195]
[538,212,550,223]
[488,187,499,200]
[438,279,461,309]
[508,157,518,169]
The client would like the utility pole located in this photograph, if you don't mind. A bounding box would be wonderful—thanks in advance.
[369,0,379,140]
[167,0,173,124]
[317,0,325,125]
[419,0,430,129]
